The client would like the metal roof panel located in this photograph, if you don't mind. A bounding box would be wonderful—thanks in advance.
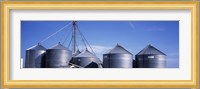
[27,43,46,50]
[49,43,69,50]
[106,44,132,54]
[75,48,97,58]
[136,44,166,55]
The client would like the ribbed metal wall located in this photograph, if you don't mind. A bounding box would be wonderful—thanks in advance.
[46,43,72,68]
[136,55,166,68]
[103,54,133,68]
[25,44,46,68]
[135,45,166,68]
[103,44,133,68]
[132,59,136,68]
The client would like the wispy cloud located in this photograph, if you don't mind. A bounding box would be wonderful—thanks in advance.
[165,52,179,68]
[79,45,112,54]
[147,26,166,31]
[90,45,112,54]
[128,22,166,32]
[165,52,179,60]
[128,22,136,30]
[78,45,112,60]
[166,58,179,68]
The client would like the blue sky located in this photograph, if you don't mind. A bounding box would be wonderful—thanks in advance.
[21,21,179,68]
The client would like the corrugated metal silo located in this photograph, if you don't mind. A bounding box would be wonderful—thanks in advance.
[25,43,46,68]
[69,50,81,68]
[135,44,166,68]
[46,43,72,68]
[132,59,136,68]
[103,44,133,68]
[71,48,102,68]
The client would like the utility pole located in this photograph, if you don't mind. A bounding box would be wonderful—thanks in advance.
[72,21,77,53]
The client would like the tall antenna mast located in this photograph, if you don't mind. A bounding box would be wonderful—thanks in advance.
[72,21,77,53]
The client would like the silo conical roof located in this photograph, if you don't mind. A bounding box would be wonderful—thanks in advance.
[136,44,166,55]
[73,49,81,56]
[106,44,132,54]
[49,42,69,50]
[27,43,46,50]
[75,48,97,58]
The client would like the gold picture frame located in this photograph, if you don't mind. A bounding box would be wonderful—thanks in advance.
[1,1,199,88]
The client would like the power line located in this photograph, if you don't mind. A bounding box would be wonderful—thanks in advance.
[39,22,72,43]
[76,25,97,56]
[60,25,73,43]
[62,26,73,45]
